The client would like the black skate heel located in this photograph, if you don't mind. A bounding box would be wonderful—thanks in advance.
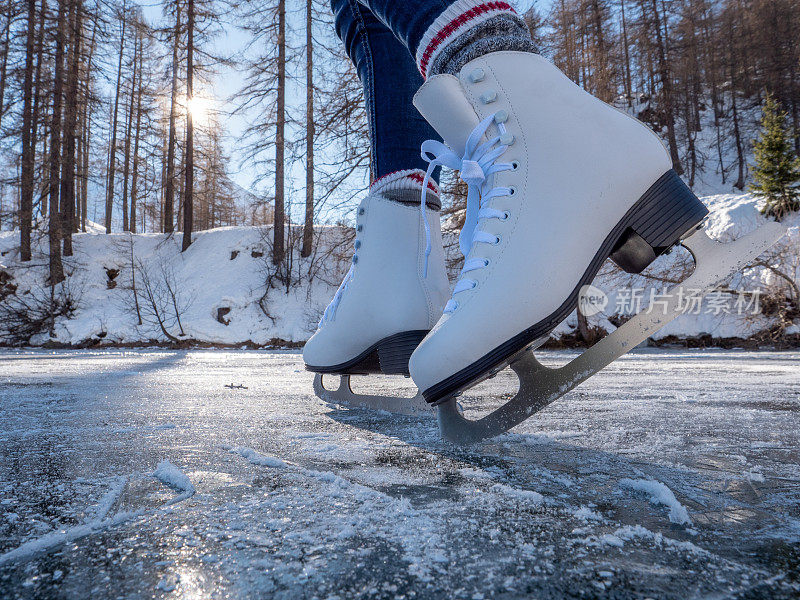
[306,330,428,376]
[610,169,709,273]
[377,330,428,375]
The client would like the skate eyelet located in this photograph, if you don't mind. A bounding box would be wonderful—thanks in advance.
[358,208,365,215]
[511,161,519,170]
[500,133,514,146]
[494,110,508,124]
[492,235,501,245]
[469,68,485,83]
[470,281,478,290]
[508,187,516,196]
[357,225,363,232]
[352,255,358,264]
[500,211,510,221]
[354,240,361,249]
[480,90,497,104]
[483,258,490,267]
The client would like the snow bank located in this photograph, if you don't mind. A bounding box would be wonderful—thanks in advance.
[619,478,692,525]
[555,192,800,342]
[0,192,797,347]
[0,225,347,346]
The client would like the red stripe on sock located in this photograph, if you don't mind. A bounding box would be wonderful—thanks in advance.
[406,172,440,194]
[371,171,439,195]
[419,1,515,78]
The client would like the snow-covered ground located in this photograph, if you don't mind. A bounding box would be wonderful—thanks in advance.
[1,348,798,598]
[1,192,798,347]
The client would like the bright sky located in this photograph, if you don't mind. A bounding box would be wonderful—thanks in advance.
[136,2,248,188]
[137,0,544,215]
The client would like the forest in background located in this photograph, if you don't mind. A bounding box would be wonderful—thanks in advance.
[0,0,796,293]
[525,0,799,189]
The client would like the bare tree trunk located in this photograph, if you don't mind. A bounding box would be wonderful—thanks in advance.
[77,106,84,226]
[589,0,610,101]
[727,15,745,190]
[160,122,167,229]
[648,0,682,174]
[273,0,286,264]
[699,0,725,182]
[301,0,314,258]
[31,0,46,217]
[130,32,143,234]
[47,0,67,284]
[60,0,82,257]
[176,149,184,231]
[164,0,180,234]
[121,29,138,232]
[789,56,799,154]
[79,19,96,233]
[181,0,193,251]
[0,1,13,133]
[730,84,745,190]
[683,80,696,187]
[128,234,142,324]
[80,98,90,232]
[620,0,632,107]
[105,0,127,233]
[19,0,36,262]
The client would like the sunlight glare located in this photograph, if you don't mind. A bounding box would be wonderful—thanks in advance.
[186,95,213,124]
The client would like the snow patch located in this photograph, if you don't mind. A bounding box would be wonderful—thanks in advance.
[619,478,692,525]
[0,511,140,566]
[613,525,706,555]
[230,446,288,469]
[94,476,127,520]
[573,506,603,522]
[152,460,196,504]
[490,483,545,504]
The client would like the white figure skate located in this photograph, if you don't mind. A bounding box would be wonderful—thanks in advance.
[306,180,449,415]
[407,51,786,443]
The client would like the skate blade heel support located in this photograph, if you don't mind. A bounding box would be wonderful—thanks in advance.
[436,219,787,445]
[313,373,431,415]
[610,170,710,274]
[312,330,431,415]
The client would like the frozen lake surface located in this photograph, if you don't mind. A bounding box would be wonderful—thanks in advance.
[1,348,799,599]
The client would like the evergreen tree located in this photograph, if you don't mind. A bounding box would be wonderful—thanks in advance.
[750,94,800,220]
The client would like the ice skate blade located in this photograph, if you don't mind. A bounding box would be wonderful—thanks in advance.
[437,221,787,445]
[313,373,431,416]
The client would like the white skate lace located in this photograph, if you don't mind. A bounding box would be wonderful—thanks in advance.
[420,113,514,312]
[319,214,363,326]
[318,265,353,327]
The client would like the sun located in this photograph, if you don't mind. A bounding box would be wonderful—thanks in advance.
[186,95,213,123]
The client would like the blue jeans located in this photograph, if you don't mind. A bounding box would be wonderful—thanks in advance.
[331,0,451,182]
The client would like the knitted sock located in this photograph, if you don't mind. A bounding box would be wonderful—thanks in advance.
[416,0,537,80]
[370,169,441,210]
